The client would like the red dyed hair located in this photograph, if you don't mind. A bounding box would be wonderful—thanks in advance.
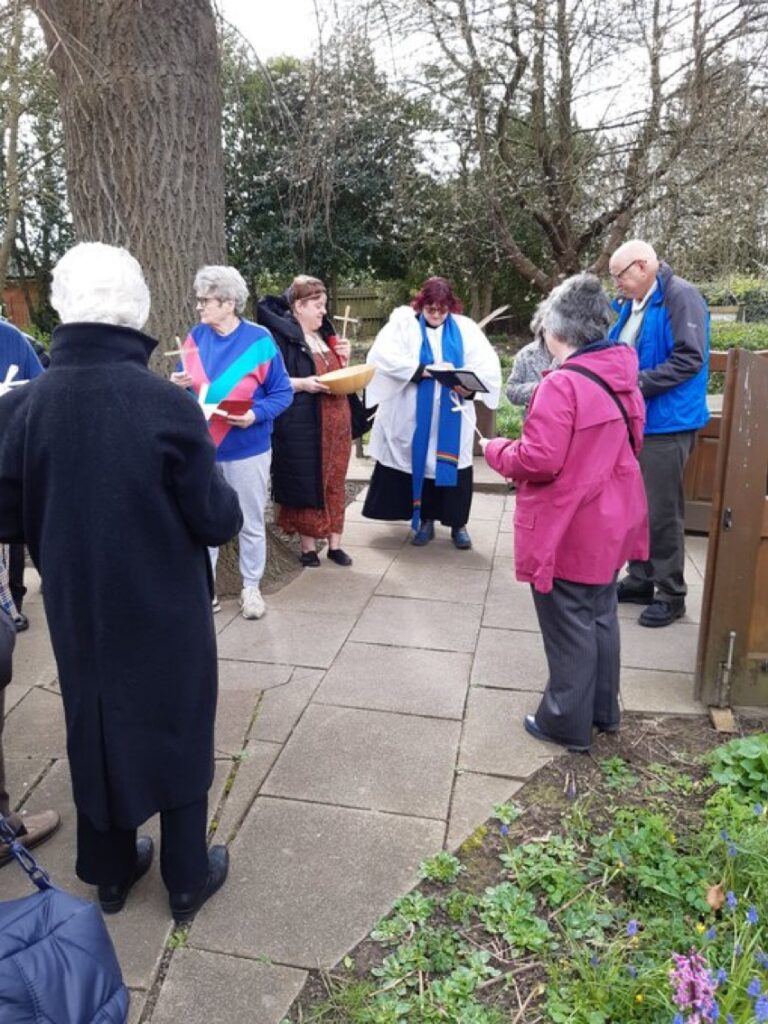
[411,277,463,315]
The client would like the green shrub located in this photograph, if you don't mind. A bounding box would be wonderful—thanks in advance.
[710,321,768,351]
[698,275,768,322]
[708,733,768,804]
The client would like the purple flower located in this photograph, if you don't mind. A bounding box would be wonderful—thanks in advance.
[748,978,762,998]
[755,803,764,815]
[726,891,738,910]
[726,1014,734,1024]
[756,995,768,1023]
[756,951,768,969]
[720,829,730,841]
[673,1016,684,1024]
[500,824,509,836]
[727,842,738,858]
[627,919,639,936]
[590,953,600,967]
[669,949,717,1021]
[716,967,728,985]
[627,965,637,977]
[748,905,760,925]
[735,943,743,957]
[711,1003,720,1020]
[706,926,717,941]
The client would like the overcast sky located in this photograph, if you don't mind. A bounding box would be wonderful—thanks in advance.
[217,0,322,60]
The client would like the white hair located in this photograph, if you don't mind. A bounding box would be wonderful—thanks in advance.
[542,273,612,348]
[194,265,249,314]
[51,242,150,329]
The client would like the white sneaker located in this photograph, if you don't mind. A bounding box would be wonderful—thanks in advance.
[212,596,221,614]
[240,586,265,620]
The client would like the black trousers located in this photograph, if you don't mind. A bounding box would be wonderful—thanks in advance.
[8,544,26,612]
[76,798,209,894]
[532,577,620,749]
[627,430,696,600]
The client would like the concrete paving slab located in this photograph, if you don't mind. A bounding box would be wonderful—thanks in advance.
[217,609,356,669]
[447,773,524,851]
[472,629,547,692]
[482,572,539,631]
[268,569,379,615]
[376,562,489,605]
[686,535,709,577]
[263,704,460,818]
[214,601,241,634]
[3,682,31,712]
[250,670,324,744]
[327,544,399,577]
[615,583,703,625]
[394,521,499,570]
[620,668,703,715]
[5,755,50,810]
[338,521,410,549]
[467,493,505,522]
[152,948,307,1024]
[11,626,58,689]
[4,687,67,758]
[190,798,444,969]
[314,642,471,719]
[218,659,291,692]
[620,619,699,674]
[214,688,261,757]
[350,596,482,653]
[460,688,558,777]
[213,740,282,843]
[127,990,146,1024]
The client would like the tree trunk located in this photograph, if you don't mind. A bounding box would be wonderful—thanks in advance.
[30,0,226,367]
[0,2,24,299]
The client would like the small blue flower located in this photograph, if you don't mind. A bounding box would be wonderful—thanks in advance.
[673,1015,684,1024]
[726,890,738,910]
[720,828,730,840]
[627,965,637,977]
[626,919,639,936]
[590,953,600,967]
[500,824,509,836]
[711,1003,720,1021]
[748,905,760,925]
[756,951,768,969]
[716,967,728,985]
[757,995,768,1024]
[706,926,717,940]
[727,842,738,858]
[755,802,765,815]
[727,1014,735,1024]
[735,943,743,957]
[748,977,762,998]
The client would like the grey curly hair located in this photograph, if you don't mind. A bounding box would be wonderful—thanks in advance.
[194,265,249,314]
[541,273,612,348]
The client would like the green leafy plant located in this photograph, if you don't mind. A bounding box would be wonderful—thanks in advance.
[708,734,768,804]
[599,756,639,792]
[478,883,554,955]
[419,851,464,884]
[492,800,523,826]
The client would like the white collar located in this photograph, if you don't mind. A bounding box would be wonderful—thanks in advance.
[632,278,657,313]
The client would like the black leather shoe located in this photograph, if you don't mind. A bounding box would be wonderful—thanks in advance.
[98,836,154,914]
[616,578,654,604]
[451,527,472,550]
[299,550,320,567]
[523,714,590,753]
[327,548,353,566]
[170,845,229,924]
[13,613,29,633]
[639,599,685,628]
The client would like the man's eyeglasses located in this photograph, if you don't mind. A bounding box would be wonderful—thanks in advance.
[610,259,641,283]
[195,296,222,308]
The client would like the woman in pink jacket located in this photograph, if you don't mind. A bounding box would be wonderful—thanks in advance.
[481,274,648,751]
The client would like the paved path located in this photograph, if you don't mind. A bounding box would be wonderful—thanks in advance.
[2,459,706,1023]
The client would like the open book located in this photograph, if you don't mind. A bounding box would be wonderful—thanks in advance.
[425,365,489,394]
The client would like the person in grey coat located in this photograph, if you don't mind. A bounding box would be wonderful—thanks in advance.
[505,299,556,417]
[0,243,243,923]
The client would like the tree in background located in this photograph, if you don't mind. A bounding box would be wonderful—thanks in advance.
[29,0,225,354]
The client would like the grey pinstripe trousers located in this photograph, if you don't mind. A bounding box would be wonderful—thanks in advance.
[532,576,620,749]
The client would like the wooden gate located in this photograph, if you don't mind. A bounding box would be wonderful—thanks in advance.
[695,349,768,707]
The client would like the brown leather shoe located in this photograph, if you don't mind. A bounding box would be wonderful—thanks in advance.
[0,809,61,867]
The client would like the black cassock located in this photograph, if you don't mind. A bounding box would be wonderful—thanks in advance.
[0,323,243,831]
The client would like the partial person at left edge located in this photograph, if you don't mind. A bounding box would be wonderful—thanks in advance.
[0,318,45,632]
[0,242,243,924]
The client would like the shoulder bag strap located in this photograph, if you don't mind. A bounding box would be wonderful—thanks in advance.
[0,811,52,891]
[559,363,637,456]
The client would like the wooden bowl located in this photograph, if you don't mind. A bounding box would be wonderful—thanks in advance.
[317,364,375,395]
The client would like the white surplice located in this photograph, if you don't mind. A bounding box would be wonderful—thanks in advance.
[366,307,501,478]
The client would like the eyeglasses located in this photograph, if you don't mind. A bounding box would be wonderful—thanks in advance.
[423,304,448,315]
[610,259,641,282]
[195,296,222,308]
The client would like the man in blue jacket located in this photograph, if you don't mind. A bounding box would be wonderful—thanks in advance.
[0,319,44,631]
[608,240,709,627]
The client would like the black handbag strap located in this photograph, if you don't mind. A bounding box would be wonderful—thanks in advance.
[560,363,637,455]
[0,811,52,891]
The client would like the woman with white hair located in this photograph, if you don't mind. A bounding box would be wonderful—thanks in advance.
[0,242,243,922]
[481,273,649,752]
[171,266,293,618]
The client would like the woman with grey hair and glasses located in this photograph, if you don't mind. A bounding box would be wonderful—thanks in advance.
[172,265,293,619]
[481,273,649,752]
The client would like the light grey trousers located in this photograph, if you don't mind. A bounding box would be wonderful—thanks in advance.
[532,577,620,749]
[209,449,272,590]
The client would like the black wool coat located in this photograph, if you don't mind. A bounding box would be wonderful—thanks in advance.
[0,324,243,831]
[256,294,328,508]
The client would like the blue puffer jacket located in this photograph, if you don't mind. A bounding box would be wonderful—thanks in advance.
[609,262,710,435]
[0,886,129,1022]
